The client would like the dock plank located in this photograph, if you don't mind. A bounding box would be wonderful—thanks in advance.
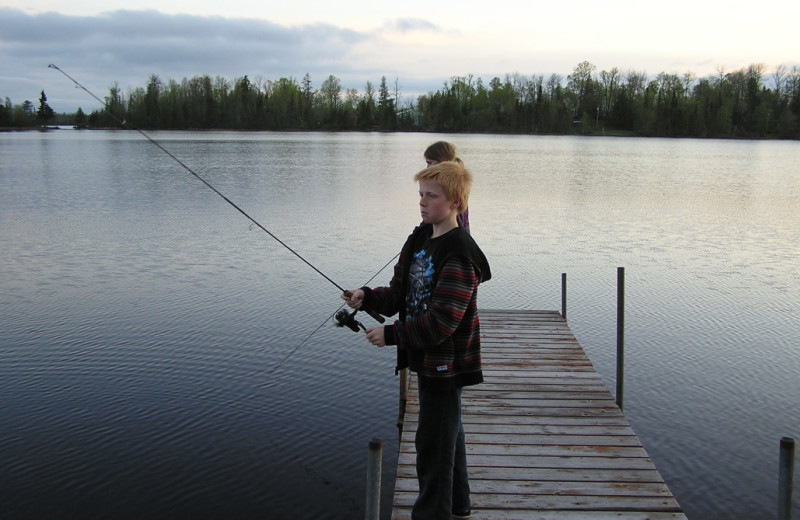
[391,309,686,520]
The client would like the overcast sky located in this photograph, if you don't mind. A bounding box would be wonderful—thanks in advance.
[2,1,799,112]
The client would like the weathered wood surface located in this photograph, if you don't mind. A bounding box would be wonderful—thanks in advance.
[391,309,686,520]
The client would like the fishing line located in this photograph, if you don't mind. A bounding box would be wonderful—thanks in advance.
[266,251,399,375]
[48,64,346,294]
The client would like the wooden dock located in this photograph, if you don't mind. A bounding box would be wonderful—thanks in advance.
[391,309,686,520]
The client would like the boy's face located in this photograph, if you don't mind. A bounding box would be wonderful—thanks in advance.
[418,180,459,226]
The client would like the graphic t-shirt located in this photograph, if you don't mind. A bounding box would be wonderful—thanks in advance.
[405,245,435,320]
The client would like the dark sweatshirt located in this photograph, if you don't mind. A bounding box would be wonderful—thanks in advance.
[361,223,491,390]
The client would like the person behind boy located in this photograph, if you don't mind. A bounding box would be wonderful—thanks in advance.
[423,141,470,234]
[342,161,490,519]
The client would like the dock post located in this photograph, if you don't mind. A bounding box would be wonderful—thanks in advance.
[366,437,383,520]
[397,368,409,432]
[616,267,625,411]
[779,436,795,520]
[561,272,567,320]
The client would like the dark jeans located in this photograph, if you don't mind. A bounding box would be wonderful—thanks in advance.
[412,383,470,520]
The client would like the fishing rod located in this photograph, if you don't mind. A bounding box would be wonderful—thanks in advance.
[48,63,385,326]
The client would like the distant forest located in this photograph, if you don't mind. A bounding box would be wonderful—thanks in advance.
[3,60,799,139]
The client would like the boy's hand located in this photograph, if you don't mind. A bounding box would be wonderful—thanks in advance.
[341,289,364,309]
[365,327,386,347]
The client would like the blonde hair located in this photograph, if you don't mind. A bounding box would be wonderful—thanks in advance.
[414,161,472,214]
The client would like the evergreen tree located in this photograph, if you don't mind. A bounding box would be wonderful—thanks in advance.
[0,97,10,127]
[37,90,55,126]
[74,107,87,129]
[377,76,396,130]
[301,73,315,128]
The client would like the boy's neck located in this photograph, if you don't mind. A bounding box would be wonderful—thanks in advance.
[431,214,459,238]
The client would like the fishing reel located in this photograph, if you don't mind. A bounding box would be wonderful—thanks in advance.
[334,308,366,332]
[335,291,386,333]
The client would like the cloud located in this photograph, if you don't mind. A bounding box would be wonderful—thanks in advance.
[387,18,441,33]
[0,8,394,111]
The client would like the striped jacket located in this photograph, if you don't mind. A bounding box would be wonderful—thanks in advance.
[361,224,491,390]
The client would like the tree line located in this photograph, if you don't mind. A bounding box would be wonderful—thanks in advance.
[3,61,799,139]
[1,90,56,128]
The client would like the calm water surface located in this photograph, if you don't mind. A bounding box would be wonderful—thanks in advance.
[1,130,798,519]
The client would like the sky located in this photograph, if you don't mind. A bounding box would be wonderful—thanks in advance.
[2,0,799,112]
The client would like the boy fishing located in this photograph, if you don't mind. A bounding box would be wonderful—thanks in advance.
[342,160,491,519]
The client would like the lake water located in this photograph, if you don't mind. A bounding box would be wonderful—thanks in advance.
[1,130,798,519]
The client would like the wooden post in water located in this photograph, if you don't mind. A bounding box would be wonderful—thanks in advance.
[616,267,625,411]
[366,437,383,520]
[561,272,567,320]
[779,436,795,520]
